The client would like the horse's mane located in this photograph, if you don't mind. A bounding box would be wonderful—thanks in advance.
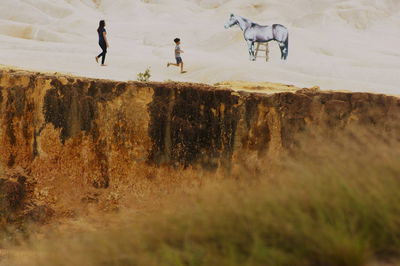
[237,15,267,27]
[238,16,253,24]
[237,15,263,27]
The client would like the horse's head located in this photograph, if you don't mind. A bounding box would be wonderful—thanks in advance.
[224,14,238,29]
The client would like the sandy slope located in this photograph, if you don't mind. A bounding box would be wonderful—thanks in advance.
[0,0,399,94]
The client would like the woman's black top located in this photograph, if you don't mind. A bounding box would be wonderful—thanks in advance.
[98,28,106,44]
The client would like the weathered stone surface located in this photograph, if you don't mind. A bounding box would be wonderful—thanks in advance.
[0,175,26,218]
[25,205,54,224]
[148,86,240,169]
[0,68,399,195]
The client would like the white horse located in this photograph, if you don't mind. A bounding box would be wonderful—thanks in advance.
[224,14,289,61]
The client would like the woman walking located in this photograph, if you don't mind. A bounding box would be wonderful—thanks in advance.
[95,20,109,66]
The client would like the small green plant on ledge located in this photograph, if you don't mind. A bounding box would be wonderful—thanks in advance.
[137,67,151,82]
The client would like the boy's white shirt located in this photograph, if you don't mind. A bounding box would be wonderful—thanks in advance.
[175,44,184,57]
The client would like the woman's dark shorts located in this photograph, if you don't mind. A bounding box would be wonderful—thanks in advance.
[176,57,183,64]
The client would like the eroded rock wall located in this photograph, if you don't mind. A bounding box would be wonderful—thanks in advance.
[1,69,399,190]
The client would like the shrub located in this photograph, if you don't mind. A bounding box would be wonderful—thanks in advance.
[137,67,151,82]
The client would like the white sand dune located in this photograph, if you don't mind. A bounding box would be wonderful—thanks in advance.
[0,0,399,94]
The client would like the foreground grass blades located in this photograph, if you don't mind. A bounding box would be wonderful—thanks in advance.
[12,130,400,266]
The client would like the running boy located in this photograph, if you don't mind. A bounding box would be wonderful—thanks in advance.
[167,38,186,73]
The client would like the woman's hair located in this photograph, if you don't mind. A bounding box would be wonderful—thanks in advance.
[97,20,105,33]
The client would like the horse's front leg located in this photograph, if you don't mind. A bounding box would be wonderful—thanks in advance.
[247,41,252,60]
[251,42,256,60]
[247,41,255,61]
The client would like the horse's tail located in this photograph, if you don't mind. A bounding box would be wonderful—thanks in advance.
[284,32,289,60]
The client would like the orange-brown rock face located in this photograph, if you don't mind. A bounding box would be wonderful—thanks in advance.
[0,69,399,195]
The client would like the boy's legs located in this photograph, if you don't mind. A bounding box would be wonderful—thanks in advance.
[167,57,185,73]
[167,62,185,73]
[167,63,179,67]
[168,57,181,67]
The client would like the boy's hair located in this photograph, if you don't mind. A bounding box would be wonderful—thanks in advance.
[174,38,180,43]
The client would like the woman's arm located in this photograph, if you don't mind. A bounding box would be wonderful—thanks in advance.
[103,31,109,47]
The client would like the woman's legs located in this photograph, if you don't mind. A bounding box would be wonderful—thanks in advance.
[97,43,107,65]
[101,45,107,64]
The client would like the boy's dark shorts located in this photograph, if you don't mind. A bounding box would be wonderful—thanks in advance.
[176,57,183,64]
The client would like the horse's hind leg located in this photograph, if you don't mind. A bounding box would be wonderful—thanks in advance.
[278,42,286,60]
